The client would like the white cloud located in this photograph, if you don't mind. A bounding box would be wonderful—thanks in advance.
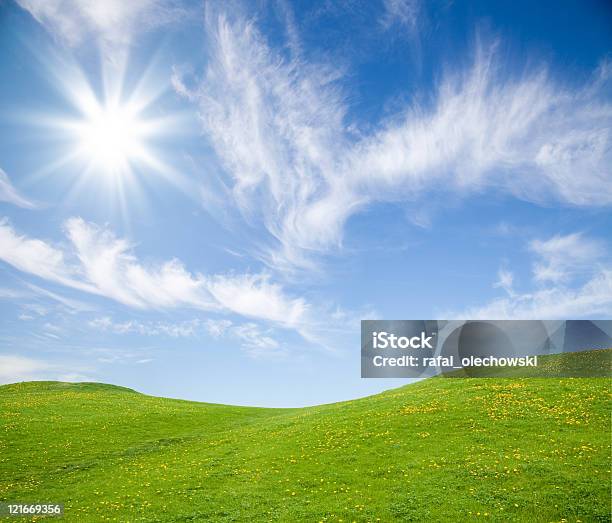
[529,232,605,283]
[204,318,232,338]
[0,288,28,299]
[15,0,186,50]
[0,354,90,384]
[455,233,612,320]
[460,269,612,320]
[173,9,350,270]
[493,269,515,296]
[231,322,285,358]
[348,49,612,208]
[177,10,612,271]
[0,218,94,293]
[21,303,49,317]
[88,316,203,337]
[0,281,93,322]
[88,316,113,330]
[65,217,213,309]
[87,313,283,358]
[206,273,308,328]
[380,0,420,32]
[43,322,63,333]
[0,355,55,383]
[25,283,96,313]
[0,217,312,337]
[0,169,37,209]
[62,346,154,366]
[0,214,362,351]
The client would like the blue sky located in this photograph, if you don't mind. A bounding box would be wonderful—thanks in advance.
[0,0,610,406]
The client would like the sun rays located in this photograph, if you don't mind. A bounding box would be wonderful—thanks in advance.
[22,49,191,219]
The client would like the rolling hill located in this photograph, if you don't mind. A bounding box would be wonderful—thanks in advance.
[1,350,610,522]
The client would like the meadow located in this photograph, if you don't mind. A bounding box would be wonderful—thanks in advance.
[0,350,610,522]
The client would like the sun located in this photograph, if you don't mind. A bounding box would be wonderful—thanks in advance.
[72,99,154,178]
[79,104,145,173]
[31,56,189,212]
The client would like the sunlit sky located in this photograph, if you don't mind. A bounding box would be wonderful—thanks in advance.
[0,0,611,406]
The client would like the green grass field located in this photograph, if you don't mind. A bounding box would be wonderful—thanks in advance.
[1,350,610,522]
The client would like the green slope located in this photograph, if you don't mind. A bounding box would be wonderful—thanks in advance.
[0,350,610,522]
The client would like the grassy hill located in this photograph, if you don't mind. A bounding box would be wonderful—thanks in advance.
[0,350,610,522]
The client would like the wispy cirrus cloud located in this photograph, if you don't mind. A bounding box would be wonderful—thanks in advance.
[232,322,285,359]
[206,273,308,328]
[65,217,213,310]
[87,315,284,358]
[455,232,612,319]
[529,232,605,283]
[206,319,286,359]
[380,0,420,32]
[173,8,350,271]
[175,7,612,271]
[0,217,93,293]
[493,268,515,297]
[0,217,313,337]
[15,0,187,50]
[0,169,37,209]
[204,318,233,338]
[88,317,203,337]
[459,269,612,320]
[24,283,96,313]
[346,50,612,207]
